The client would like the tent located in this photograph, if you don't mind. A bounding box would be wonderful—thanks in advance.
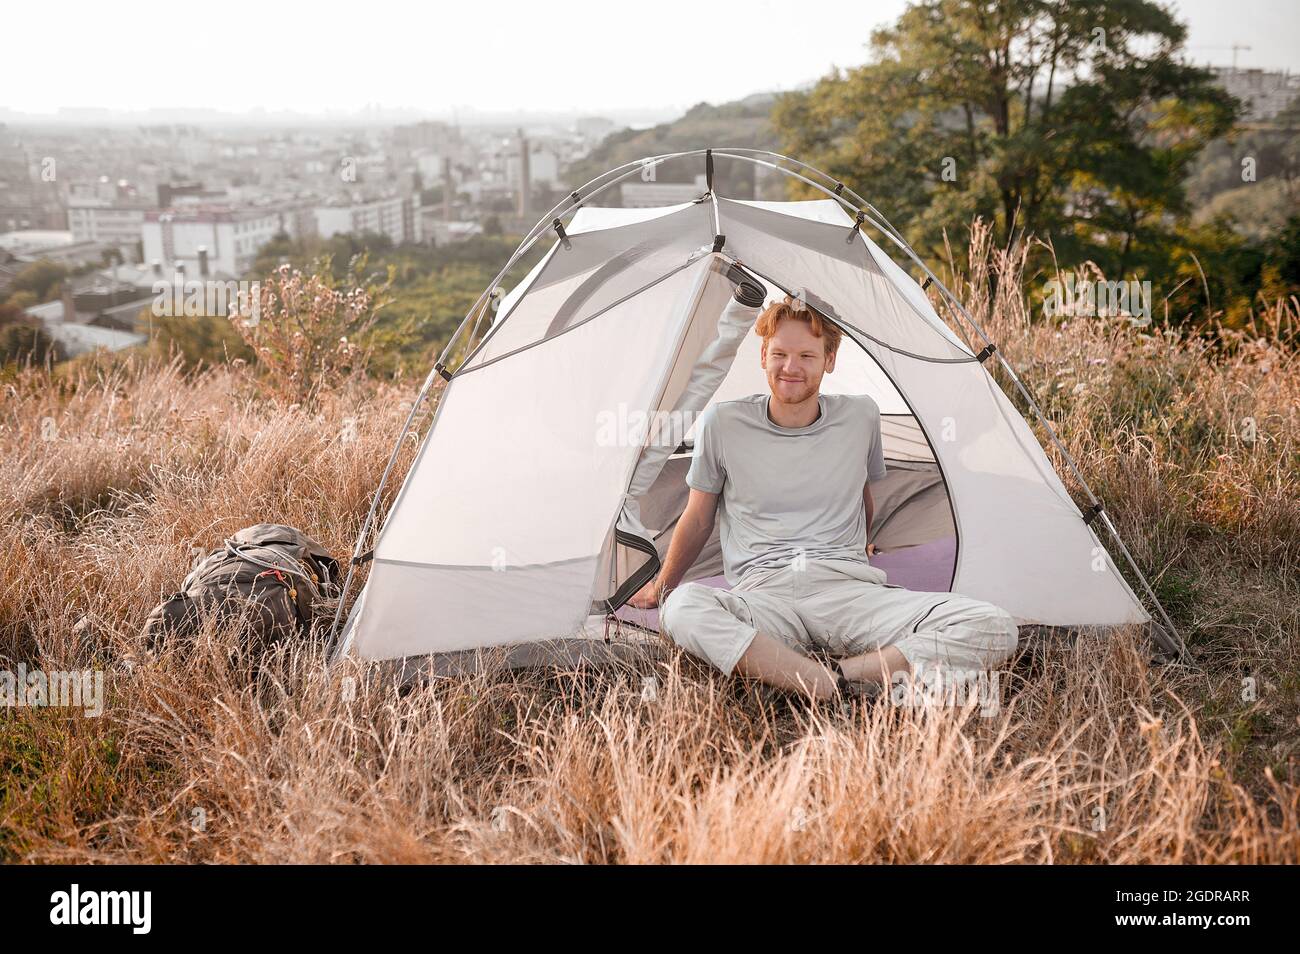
[332,149,1181,662]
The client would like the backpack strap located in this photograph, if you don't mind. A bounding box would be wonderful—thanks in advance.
[255,568,298,602]
[226,540,318,587]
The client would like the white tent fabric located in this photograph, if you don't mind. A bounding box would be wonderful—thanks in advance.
[343,192,1148,663]
[491,200,706,318]
[351,259,713,659]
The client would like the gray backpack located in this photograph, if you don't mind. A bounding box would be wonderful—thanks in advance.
[142,524,341,651]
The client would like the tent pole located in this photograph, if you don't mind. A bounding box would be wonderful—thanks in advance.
[843,201,1187,655]
[710,146,904,240]
[445,149,712,368]
[1096,510,1183,651]
[454,149,719,361]
[711,148,1184,656]
[454,153,717,370]
[326,362,440,662]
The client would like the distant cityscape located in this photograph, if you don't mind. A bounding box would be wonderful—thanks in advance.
[1,115,625,265]
[1,64,1296,360]
[0,112,711,358]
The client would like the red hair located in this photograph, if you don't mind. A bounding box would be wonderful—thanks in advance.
[755,295,842,357]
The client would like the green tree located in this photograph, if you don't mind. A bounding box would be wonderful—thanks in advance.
[146,311,255,368]
[1155,213,1300,329]
[774,0,1237,280]
[242,231,544,378]
[0,321,63,366]
[3,259,69,304]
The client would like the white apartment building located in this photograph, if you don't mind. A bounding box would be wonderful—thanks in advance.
[1212,67,1300,122]
[142,208,283,277]
[417,152,449,182]
[313,194,421,245]
[67,201,149,251]
[506,146,561,190]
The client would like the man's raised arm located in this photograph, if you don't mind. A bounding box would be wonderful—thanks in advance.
[628,488,719,608]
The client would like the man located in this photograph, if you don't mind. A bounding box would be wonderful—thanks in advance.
[629,277,1019,700]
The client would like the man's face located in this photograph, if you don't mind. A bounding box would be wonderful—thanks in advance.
[761,316,836,406]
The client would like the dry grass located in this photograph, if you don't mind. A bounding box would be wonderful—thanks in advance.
[1,242,1297,863]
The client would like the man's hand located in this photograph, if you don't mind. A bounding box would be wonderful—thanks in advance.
[868,543,880,556]
[628,576,660,609]
[629,489,718,613]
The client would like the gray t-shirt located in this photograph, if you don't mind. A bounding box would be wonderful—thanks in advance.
[686,392,888,584]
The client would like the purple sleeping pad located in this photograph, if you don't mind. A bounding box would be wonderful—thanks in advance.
[615,536,957,632]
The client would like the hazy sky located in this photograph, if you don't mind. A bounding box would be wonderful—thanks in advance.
[3,0,1297,118]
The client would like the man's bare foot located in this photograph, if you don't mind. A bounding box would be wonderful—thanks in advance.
[830,659,883,700]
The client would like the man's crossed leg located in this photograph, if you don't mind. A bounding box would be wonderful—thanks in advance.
[660,558,1019,700]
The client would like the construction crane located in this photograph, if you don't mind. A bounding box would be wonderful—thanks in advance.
[1190,44,1253,70]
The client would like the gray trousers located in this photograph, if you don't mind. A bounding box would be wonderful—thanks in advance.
[660,558,1019,677]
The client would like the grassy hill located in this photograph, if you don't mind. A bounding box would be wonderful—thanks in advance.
[2,240,1296,863]
[564,95,786,201]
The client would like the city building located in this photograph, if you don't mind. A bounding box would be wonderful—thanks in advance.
[23,293,147,359]
[142,207,283,277]
[40,321,146,358]
[0,230,75,254]
[18,240,114,268]
[157,181,224,207]
[506,145,561,190]
[313,193,421,245]
[1211,67,1300,122]
[419,211,483,247]
[66,200,150,253]
[393,121,464,156]
[0,200,66,233]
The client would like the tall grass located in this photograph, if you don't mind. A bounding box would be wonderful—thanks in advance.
[1,235,1296,863]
